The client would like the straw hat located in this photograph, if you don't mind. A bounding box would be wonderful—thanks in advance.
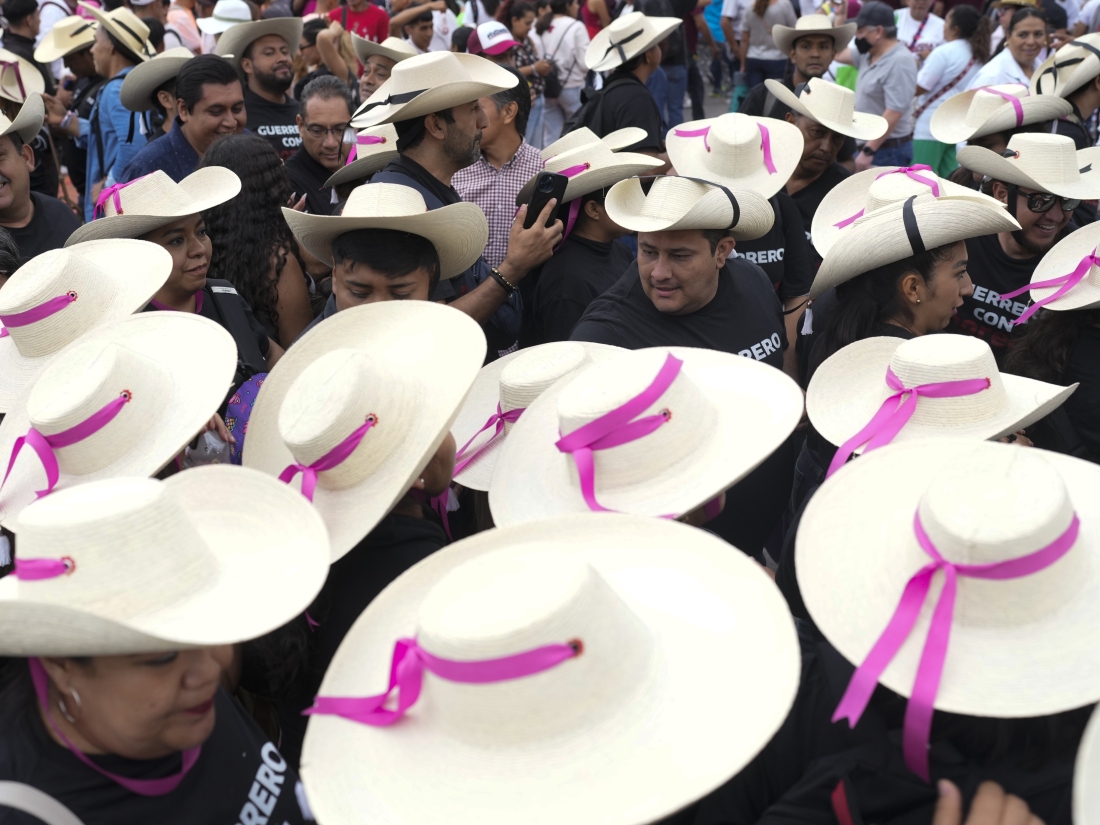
[1033,34,1100,98]
[282,182,487,276]
[488,347,804,525]
[807,335,1076,459]
[33,15,97,63]
[120,47,194,113]
[352,34,417,65]
[604,175,775,241]
[450,341,622,491]
[1017,220,1100,313]
[956,133,1100,199]
[351,52,518,128]
[78,3,155,61]
[1076,705,1100,825]
[766,77,888,141]
[0,466,329,655]
[541,126,648,161]
[214,17,303,71]
[585,12,682,72]
[990,0,1039,7]
[65,168,242,245]
[930,84,1071,144]
[324,123,400,189]
[0,240,170,413]
[771,14,857,54]
[197,0,252,35]
[299,513,801,825]
[0,49,44,103]
[665,112,803,199]
[810,193,1020,298]
[0,312,237,526]
[242,301,485,562]
[514,140,663,206]
[0,94,46,145]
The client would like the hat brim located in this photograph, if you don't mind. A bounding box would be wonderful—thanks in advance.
[930,92,1071,144]
[197,15,249,33]
[0,313,238,527]
[0,50,45,102]
[324,148,400,189]
[1032,41,1100,98]
[1,94,46,145]
[1025,220,1100,312]
[77,3,154,61]
[799,438,1100,717]
[955,144,1100,199]
[605,176,776,241]
[585,17,683,72]
[243,301,486,562]
[300,513,801,825]
[514,150,665,205]
[771,20,856,54]
[120,48,194,112]
[214,17,302,69]
[33,20,96,63]
[541,126,649,160]
[488,346,803,525]
[766,79,888,141]
[352,33,417,64]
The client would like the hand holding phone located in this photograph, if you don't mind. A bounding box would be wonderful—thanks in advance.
[523,171,568,229]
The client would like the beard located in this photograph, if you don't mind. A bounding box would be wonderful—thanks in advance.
[253,64,293,95]
[442,127,481,170]
[1011,227,1059,256]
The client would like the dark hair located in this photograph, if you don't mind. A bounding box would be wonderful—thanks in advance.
[301,16,327,46]
[612,52,646,73]
[1004,308,1100,383]
[331,228,441,295]
[700,228,731,253]
[403,7,434,32]
[496,0,534,23]
[198,134,295,337]
[142,15,165,49]
[948,4,992,64]
[1,0,37,26]
[0,657,94,728]
[0,226,20,277]
[451,24,474,50]
[994,6,1046,56]
[151,77,176,118]
[395,105,455,151]
[176,54,240,113]
[489,65,530,137]
[299,74,353,120]
[105,28,144,65]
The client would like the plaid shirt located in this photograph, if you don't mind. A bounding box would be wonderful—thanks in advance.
[453,142,544,269]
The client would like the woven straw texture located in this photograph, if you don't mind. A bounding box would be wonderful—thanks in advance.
[34,15,98,63]
[120,48,194,113]
[772,16,856,53]
[541,126,647,161]
[324,124,401,189]
[931,84,1071,143]
[1026,220,1100,312]
[1032,34,1100,98]
[766,77,887,141]
[214,17,302,70]
[956,133,1100,199]
[0,94,45,144]
[0,50,43,102]
[585,12,682,72]
[78,3,153,61]
[352,34,417,64]
[515,140,662,205]
[605,176,775,240]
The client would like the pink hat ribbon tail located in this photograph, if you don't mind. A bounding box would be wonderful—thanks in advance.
[835,166,941,228]
[999,248,1100,325]
[278,415,377,502]
[345,134,388,165]
[453,403,524,476]
[832,511,1079,783]
[976,85,1027,127]
[0,292,77,338]
[672,125,711,152]
[93,172,155,219]
[758,123,777,174]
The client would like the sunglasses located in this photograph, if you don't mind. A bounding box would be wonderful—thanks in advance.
[1020,190,1082,214]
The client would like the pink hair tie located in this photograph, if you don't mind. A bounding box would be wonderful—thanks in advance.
[0,292,77,339]
[278,414,377,502]
[999,247,1100,325]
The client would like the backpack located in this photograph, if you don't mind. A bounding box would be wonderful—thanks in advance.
[562,74,636,136]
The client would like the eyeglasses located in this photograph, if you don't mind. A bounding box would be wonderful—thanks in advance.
[304,123,353,140]
[1019,190,1082,214]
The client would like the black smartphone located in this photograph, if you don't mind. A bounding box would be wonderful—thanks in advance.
[524,171,568,229]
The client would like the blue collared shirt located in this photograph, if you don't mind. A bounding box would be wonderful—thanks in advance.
[80,66,144,222]
[120,117,199,186]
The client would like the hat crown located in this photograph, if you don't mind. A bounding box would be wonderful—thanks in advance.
[708,113,771,176]
[415,547,654,745]
[1005,133,1082,187]
[801,77,856,125]
[965,84,1027,127]
[212,0,251,20]
[627,176,739,231]
[865,170,946,213]
[543,140,615,175]
[385,51,476,99]
[499,343,587,428]
[794,14,836,32]
[606,11,644,36]
[343,182,429,219]
[100,170,186,218]
[542,127,600,161]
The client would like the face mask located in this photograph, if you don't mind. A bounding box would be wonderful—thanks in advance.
[854,36,872,53]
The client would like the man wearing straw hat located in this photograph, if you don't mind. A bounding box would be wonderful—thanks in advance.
[1031,33,1100,151]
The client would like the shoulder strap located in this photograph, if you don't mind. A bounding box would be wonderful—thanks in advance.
[549,18,580,60]
[205,280,269,378]
[0,782,85,825]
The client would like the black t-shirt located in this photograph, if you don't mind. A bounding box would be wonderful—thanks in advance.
[284,146,337,216]
[245,88,302,162]
[0,688,312,825]
[734,192,814,300]
[596,72,664,153]
[788,162,851,268]
[1065,325,1100,462]
[5,192,80,266]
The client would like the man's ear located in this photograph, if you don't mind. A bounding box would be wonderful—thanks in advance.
[296,113,304,127]
[583,198,602,221]
[177,98,190,122]
[785,111,797,125]
[423,111,449,141]
[501,100,518,126]
[991,180,1009,205]
[19,141,33,173]
[715,235,736,264]
[239,56,253,78]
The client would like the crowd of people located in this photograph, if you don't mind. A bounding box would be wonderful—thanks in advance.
[0,0,1099,821]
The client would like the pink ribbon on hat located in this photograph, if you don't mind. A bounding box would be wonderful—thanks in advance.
[453,403,525,476]
[555,353,681,514]
[0,292,77,339]
[408,487,458,541]
[28,658,201,795]
[345,134,387,165]
[975,84,1028,127]
[1,391,132,499]
[673,126,711,152]
[93,173,154,219]
[12,556,74,580]
[998,247,1100,325]
[833,509,1080,783]
[552,162,591,249]
[825,368,991,479]
[303,636,582,726]
[0,60,25,101]
[278,414,377,502]
[671,124,777,173]
[834,166,942,229]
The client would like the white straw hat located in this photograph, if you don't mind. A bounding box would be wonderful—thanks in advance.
[515,139,663,205]
[771,14,856,53]
[0,240,171,413]
[242,302,485,562]
[214,17,303,71]
[323,124,400,189]
[605,175,774,241]
[0,94,45,145]
[666,112,802,199]
[1076,705,1100,825]
[1019,221,1100,313]
[956,133,1100,199]
[33,15,97,62]
[197,0,252,35]
[930,83,1071,144]
[450,341,622,491]
[352,34,417,64]
[120,47,194,112]
[488,347,804,525]
[77,2,155,61]
[0,466,330,655]
[766,77,888,141]
[299,513,801,825]
[351,52,518,128]
[65,168,242,245]
[1032,33,1100,98]
[540,126,648,161]
[282,182,488,276]
[585,11,682,72]
[0,312,237,526]
[810,193,1020,298]
[0,49,44,103]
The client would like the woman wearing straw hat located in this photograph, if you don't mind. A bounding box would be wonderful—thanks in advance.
[0,468,329,824]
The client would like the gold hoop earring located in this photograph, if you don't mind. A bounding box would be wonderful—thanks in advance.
[58,686,81,724]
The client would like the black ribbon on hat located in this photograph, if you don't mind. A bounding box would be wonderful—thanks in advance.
[641,175,742,230]
[1035,40,1100,94]
[70,21,94,37]
[113,17,155,57]
[902,195,925,255]
[602,29,643,64]
[358,87,429,115]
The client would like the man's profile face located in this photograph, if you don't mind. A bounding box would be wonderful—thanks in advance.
[179,80,247,154]
[637,229,734,316]
[438,100,487,169]
[0,135,33,216]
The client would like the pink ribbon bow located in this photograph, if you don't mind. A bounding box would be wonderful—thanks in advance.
[454,404,525,476]
[998,247,1100,325]
[0,60,25,101]
[834,166,942,229]
[0,292,77,339]
[93,173,154,219]
[671,124,777,173]
[826,368,991,479]
[976,84,1028,127]
[833,510,1080,782]
[278,415,377,502]
[345,134,387,165]
[304,636,581,726]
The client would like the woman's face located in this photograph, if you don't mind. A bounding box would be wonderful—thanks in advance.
[141,214,212,299]
[90,26,112,77]
[1007,15,1046,67]
[512,11,536,39]
[911,241,974,333]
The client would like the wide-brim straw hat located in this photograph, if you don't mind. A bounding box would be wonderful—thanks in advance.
[300,513,801,825]
[283,182,487,276]
[351,52,518,128]
[666,112,802,199]
[0,240,170,413]
[515,140,663,206]
[0,94,46,145]
[1076,705,1100,825]
[956,133,1100,199]
[1022,221,1100,313]
[585,11,682,72]
[65,167,242,245]
[214,17,303,70]
[771,15,856,54]
[78,2,155,61]
[541,126,648,161]
[810,193,1020,298]
[766,77,888,141]
[0,312,237,526]
[0,50,45,103]
[324,123,400,189]
[33,15,97,62]
[807,335,1076,456]
[243,302,485,562]
[798,438,1100,718]
[352,34,417,64]
[930,83,1071,144]
[451,341,622,491]
[1032,34,1100,98]
[197,0,252,34]
[604,175,775,241]
[0,466,330,655]
[488,347,804,525]
[120,47,194,112]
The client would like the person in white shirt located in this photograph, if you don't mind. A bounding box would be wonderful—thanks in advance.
[896,0,945,62]
[969,5,1046,87]
[35,0,79,79]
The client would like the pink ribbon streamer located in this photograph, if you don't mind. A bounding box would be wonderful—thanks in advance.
[304,636,581,726]
[278,415,377,502]
[999,248,1100,325]
[407,487,457,541]
[673,125,711,152]
[826,368,991,479]
[28,658,201,795]
[832,510,1080,782]
[976,85,1027,127]
[13,557,72,580]
[94,172,154,219]
[0,60,25,101]
[834,208,865,229]
[0,292,77,339]
[671,123,776,173]
[345,134,387,165]
[833,166,941,229]
[453,404,524,476]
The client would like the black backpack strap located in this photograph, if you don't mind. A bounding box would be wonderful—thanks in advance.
[205,280,269,382]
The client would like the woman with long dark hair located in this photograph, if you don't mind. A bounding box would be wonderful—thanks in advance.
[199,134,314,349]
[968,5,1046,87]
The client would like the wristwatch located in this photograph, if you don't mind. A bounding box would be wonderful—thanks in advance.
[860,145,876,156]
